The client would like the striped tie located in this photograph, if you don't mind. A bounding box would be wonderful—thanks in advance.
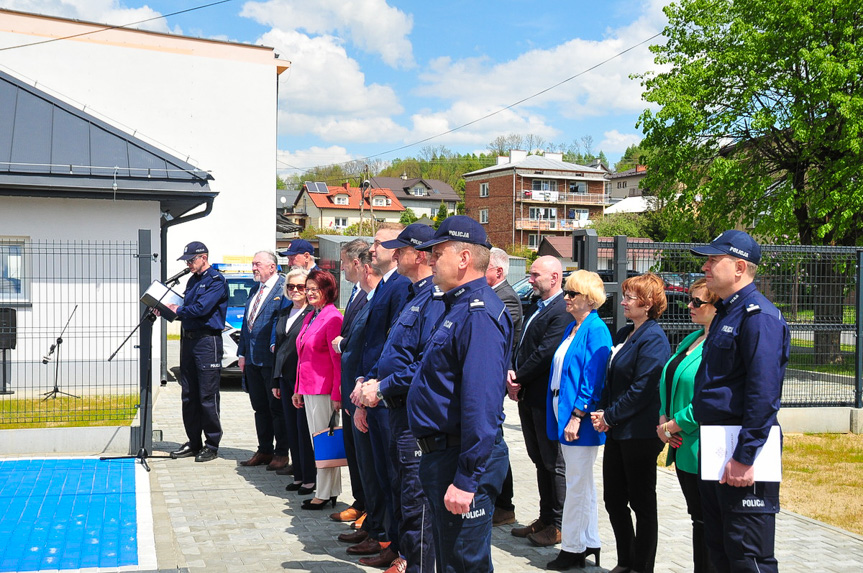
[248,285,266,329]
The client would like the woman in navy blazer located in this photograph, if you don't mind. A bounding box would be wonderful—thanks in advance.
[545,271,612,571]
[592,273,670,573]
[293,269,343,510]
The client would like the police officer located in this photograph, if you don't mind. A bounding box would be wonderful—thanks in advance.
[407,216,512,572]
[691,230,789,573]
[361,223,443,573]
[166,241,229,463]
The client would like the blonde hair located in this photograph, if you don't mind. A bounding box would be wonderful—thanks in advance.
[565,270,606,309]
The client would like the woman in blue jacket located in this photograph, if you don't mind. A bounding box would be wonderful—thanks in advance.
[591,273,670,573]
[546,270,612,571]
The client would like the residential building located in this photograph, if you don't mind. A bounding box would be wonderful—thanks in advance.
[369,176,460,219]
[293,182,405,231]
[537,236,654,273]
[607,164,648,202]
[463,150,609,250]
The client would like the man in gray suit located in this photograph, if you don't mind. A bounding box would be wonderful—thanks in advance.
[237,250,289,470]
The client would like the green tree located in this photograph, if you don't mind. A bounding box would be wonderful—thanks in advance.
[637,0,863,362]
[276,176,287,190]
[434,202,449,229]
[588,213,648,238]
[399,208,419,225]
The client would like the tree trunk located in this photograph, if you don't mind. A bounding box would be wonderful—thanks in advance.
[810,258,845,365]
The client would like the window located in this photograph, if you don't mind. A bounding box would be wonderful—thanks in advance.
[334,217,348,228]
[334,195,349,205]
[1,239,28,302]
[617,181,627,189]
[479,209,489,224]
[372,196,387,207]
[529,207,557,220]
[528,234,541,249]
[412,186,427,196]
[571,208,590,221]
[531,180,557,191]
[480,183,489,197]
[569,181,587,194]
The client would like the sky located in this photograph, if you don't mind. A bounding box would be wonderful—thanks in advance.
[0,0,671,175]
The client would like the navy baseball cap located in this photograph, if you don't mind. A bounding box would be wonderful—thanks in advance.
[178,241,208,261]
[416,216,493,251]
[279,239,314,257]
[691,230,761,265]
[380,223,435,249]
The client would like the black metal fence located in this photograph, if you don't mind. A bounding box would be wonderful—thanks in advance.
[0,238,141,427]
[573,231,862,408]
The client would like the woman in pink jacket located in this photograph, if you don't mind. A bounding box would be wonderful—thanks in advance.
[292,269,343,510]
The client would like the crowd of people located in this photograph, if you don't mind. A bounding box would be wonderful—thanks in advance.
[166,224,789,573]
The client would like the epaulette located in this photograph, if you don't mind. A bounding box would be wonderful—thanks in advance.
[432,287,444,300]
[469,297,486,311]
[745,303,761,314]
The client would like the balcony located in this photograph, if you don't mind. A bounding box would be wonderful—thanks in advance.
[515,218,592,231]
[519,189,609,204]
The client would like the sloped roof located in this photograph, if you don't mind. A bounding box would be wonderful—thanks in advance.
[0,69,215,217]
[604,196,657,214]
[608,165,648,179]
[299,183,404,212]
[464,154,606,177]
[370,176,460,202]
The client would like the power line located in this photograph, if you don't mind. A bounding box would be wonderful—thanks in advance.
[281,31,663,174]
[0,0,237,53]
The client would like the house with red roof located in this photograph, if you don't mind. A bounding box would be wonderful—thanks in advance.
[293,182,405,231]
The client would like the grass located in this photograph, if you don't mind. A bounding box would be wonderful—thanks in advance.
[781,308,856,325]
[659,433,863,536]
[0,394,138,429]
[788,352,855,376]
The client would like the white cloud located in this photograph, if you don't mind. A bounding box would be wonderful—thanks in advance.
[599,130,641,152]
[277,146,355,176]
[0,0,178,33]
[241,0,414,68]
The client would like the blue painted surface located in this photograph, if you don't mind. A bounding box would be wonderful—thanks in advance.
[0,458,138,572]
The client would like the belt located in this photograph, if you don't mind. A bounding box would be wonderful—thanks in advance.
[182,329,221,339]
[552,389,560,397]
[416,433,460,454]
[383,394,407,409]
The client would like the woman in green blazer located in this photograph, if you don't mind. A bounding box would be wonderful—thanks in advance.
[657,278,717,573]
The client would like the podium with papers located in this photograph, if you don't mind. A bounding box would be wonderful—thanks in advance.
[140,281,184,322]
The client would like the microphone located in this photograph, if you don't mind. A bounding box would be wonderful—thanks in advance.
[42,343,57,364]
[165,267,191,284]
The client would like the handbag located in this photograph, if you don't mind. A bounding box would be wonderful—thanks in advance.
[312,410,347,468]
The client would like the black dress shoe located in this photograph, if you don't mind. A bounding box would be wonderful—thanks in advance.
[297,484,316,495]
[301,496,336,510]
[547,550,586,570]
[170,443,199,459]
[285,482,303,491]
[195,448,218,463]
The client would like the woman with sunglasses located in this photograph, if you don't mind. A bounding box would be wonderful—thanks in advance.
[545,271,611,571]
[294,269,343,509]
[591,272,670,573]
[657,278,718,573]
[272,269,315,494]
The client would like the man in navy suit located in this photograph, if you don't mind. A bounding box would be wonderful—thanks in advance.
[507,256,571,547]
[237,250,289,470]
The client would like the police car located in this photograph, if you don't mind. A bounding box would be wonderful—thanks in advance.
[212,264,257,379]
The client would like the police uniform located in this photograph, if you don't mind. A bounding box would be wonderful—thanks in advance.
[177,264,229,454]
[692,282,789,573]
[407,276,512,572]
[371,276,444,572]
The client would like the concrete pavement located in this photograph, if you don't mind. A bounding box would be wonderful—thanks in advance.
[147,341,863,572]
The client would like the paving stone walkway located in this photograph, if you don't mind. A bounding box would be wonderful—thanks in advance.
[147,342,863,572]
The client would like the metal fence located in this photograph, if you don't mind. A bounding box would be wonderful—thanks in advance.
[573,232,862,408]
[0,238,142,427]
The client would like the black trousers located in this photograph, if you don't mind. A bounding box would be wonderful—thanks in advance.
[245,364,289,456]
[677,467,714,573]
[179,335,223,451]
[518,401,565,528]
[602,436,663,573]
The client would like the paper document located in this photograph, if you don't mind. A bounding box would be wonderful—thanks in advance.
[700,425,782,482]
[141,281,184,322]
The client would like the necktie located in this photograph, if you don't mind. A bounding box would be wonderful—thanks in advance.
[349,284,359,305]
[248,285,266,328]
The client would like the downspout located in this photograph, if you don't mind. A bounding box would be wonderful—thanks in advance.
[512,170,516,246]
[158,198,215,384]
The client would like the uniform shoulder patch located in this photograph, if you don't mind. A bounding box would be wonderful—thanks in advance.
[469,298,485,311]
[745,303,761,314]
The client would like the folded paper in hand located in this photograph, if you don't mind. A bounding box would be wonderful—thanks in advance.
[700,425,782,482]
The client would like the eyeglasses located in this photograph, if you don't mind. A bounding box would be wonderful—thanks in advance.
[185,255,202,265]
[689,297,709,308]
[285,284,306,292]
[623,294,639,302]
[305,287,321,294]
[563,290,582,298]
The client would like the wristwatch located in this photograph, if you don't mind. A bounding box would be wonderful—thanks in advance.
[571,411,585,420]
[663,422,672,438]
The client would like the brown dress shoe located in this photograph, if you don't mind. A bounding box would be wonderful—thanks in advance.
[511,518,547,538]
[331,507,363,522]
[527,524,561,547]
[359,546,399,568]
[338,529,369,543]
[384,557,407,573]
[346,537,382,555]
[266,456,290,471]
[493,508,516,526]
[239,452,273,467]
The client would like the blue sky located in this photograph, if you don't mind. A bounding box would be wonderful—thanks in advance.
[0,1,671,174]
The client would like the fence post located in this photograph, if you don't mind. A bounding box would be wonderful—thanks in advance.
[135,230,153,455]
[856,250,862,410]
[611,236,629,333]
[571,228,598,271]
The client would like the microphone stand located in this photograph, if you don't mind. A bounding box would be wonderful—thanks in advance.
[41,305,79,400]
[101,275,184,471]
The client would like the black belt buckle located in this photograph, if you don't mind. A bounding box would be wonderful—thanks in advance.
[416,433,459,454]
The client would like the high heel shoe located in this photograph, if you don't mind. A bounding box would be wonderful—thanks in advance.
[546,550,585,570]
[296,484,316,495]
[285,482,303,491]
[584,547,600,567]
[301,496,337,510]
